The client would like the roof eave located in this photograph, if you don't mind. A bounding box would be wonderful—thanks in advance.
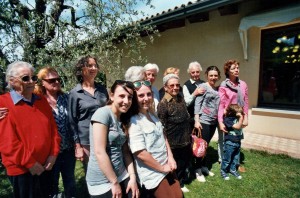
[140,0,244,26]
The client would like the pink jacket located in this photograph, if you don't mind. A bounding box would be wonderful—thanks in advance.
[218,79,249,123]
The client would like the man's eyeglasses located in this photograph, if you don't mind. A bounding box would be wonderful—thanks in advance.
[133,80,151,89]
[43,78,62,84]
[18,75,38,82]
[168,83,180,89]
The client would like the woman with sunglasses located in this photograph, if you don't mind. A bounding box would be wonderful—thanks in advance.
[157,74,191,193]
[86,80,139,198]
[68,55,108,170]
[0,61,61,197]
[127,79,182,198]
[193,66,221,182]
[35,66,76,198]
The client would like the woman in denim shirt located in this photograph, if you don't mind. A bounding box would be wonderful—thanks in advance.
[86,80,139,198]
[68,55,108,168]
[128,80,182,198]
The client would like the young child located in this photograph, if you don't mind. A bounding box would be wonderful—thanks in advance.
[220,104,244,180]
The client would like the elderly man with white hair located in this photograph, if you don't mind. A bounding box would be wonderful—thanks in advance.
[183,62,206,127]
[144,63,160,111]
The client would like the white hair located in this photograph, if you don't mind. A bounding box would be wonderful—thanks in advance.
[163,74,179,85]
[124,66,145,82]
[187,61,202,73]
[6,61,35,89]
[144,63,159,73]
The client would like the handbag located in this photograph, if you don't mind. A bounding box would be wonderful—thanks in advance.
[191,128,208,158]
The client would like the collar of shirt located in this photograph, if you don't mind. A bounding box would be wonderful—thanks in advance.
[163,92,178,102]
[190,79,204,86]
[10,90,40,105]
[74,82,101,93]
[74,83,84,92]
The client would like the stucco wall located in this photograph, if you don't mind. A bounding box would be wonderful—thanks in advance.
[121,1,300,140]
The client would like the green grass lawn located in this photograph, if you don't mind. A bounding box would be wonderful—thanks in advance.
[1,142,300,197]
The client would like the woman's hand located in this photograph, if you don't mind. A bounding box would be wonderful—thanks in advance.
[75,144,84,161]
[161,164,172,173]
[29,162,45,176]
[167,156,177,171]
[193,87,206,96]
[219,122,228,133]
[111,182,122,198]
[194,121,202,129]
[242,119,248,128]
[0,107,8,120]
[44,155,57,170]
[126,177,139,198]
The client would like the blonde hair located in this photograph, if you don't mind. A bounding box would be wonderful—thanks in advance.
[163,67,180,76]
[35,66,63,95]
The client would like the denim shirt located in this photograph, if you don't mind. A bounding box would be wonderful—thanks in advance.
[129,113,167,190]
[68,83,108,145]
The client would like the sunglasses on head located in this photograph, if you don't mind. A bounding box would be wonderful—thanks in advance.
[43,78,62,84]
[19,75,38,82]
[133,80,151,89]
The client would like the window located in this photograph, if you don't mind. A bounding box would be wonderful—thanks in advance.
[259,23,300,110]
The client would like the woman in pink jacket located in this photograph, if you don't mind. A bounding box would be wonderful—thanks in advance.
[217,59,249,171]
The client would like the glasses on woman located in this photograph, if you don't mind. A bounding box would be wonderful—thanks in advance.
[18,75,38,83]
[133,80,151,89]
[168,83,180,89]
[43,78,62,84]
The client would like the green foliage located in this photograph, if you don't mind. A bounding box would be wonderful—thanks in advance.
[0,0,158,90]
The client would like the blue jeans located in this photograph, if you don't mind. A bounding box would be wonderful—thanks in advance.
[51,149,76,198]
[221,140,241,172]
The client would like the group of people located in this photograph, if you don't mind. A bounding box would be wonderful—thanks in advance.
[0,57,248,198]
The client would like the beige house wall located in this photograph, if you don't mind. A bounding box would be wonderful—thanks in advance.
[121,1,300,140]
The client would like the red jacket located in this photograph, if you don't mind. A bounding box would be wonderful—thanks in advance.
[0,93,61,176]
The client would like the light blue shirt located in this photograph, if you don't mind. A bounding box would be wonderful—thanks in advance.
[129,113,167,189]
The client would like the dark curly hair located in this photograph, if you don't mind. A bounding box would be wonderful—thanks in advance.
[74,55,99,83]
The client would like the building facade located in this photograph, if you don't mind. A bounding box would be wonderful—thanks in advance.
[121,0,300,140]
